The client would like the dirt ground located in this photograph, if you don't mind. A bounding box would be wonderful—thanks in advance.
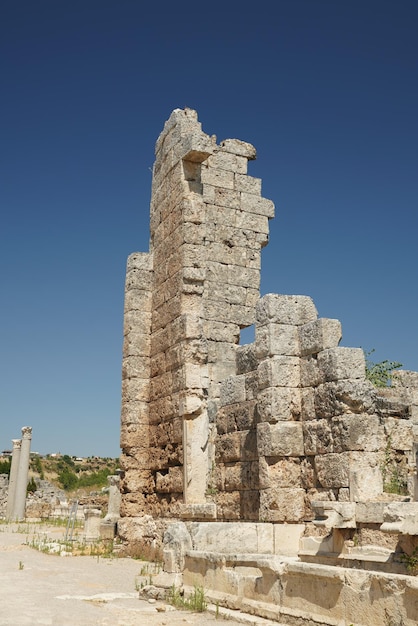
[0,522,277,626]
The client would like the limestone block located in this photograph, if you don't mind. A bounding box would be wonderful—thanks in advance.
[257,387,301,422]
[240,430,258,461]
[236,344,258,374]
[274,524,305,556]
[301,388,316,420]
[179,503,217,520]
[220,138,256,159]
[315,453,350,489]
[122,379,150,403]
[126,251,153,271]
[257,422,304,457]
[179,392,203,416]
[332,414,385,452]
[217,401,257,434]
[314,380,376,419]
[120,401,148,426]
[123,332,151,358]
[156,467,183,493]
[220,375,246,405]
[303,420,333,455]
[318,347,365,382]
[163,522,192,573]
[123,309,151,335]
[240,193,275,218]
[256,294,318,327]
[311,501,356,529]
[190,522,274,554]
[259,456,301,489]
[214,491,241,521]
[356,501,385,524]
[234,174,262,195]
[258,356,300,389]
[228,265,260,289]
[214,188,241,209]
[216,432,242,463]
[208,151,248,173]
[125,267,153,292]
[223,461,259,491]
[349,452,383,501]
[235,210,269,234]
[299,318,342,356]
[300,356,324,387]
[230,304,255,327]
[182,195,206,224]
[124,288,152,313]
[245,371,258,400]
[259,487,306,522]
[392,370,418,390]
[384,417,413,450]
[201,165,234,189]
[122,355,150,380]
[381,502,418,535]
[255,323,300,358]
[177,133,214,162]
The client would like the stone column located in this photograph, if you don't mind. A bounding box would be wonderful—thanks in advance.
[84,508,102,542]
[6,439,21,520]
[12,426,32,521]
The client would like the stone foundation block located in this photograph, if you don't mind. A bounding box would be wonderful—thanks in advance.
[303,420,333,455]
[256,294,318,326]
[257,387,301,422]
[332,414,385,452]
[257,422,304,457]
[300,356,324,388]
[349,452,383,501]
[220,375,246,405]
[259,456,302,489]
[318,347,365,381]
[315,452,350,488]
[258,356,301,389]
[260,487,306,522]
[299,318,342,356]
[255,323,300,358]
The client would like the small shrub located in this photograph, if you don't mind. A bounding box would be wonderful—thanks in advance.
[365,349,402,388]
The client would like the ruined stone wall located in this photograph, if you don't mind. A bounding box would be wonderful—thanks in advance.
[120,108,418,527]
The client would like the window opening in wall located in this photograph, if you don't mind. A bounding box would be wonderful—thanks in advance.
[182,160,203,194]
[239,324,255,345]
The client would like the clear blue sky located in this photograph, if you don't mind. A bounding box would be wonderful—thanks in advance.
[1,1,417,457]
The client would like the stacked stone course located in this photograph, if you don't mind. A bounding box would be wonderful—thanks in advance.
[120,107,418,528]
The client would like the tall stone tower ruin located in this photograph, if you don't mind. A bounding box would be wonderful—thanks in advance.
[120,108,274,520]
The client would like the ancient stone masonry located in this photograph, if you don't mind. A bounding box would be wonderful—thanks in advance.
[120,109,418,625]
[120,108,273,520]
[120,108,418,525]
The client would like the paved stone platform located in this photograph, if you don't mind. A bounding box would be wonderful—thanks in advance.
[0,523,277,626]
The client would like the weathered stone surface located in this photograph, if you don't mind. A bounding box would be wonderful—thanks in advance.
[257,422,304,457]
[331,414,385,452]
[318,347,366,381]
[255,323,300,358]
[257,387,301,422]
[315,453,350,489]
[303,420,333,455]
[256,294,318,327]
[258,356,300,389]
[259,487,306,522]
[299,318,342,356]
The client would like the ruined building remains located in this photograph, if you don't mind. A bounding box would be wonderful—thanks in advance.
[119,109,418,625]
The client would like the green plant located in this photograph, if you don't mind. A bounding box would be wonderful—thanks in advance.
[364,349,402,388]
[27,477,37,493]
[381,436,408,495]
[19,561,24,570]
[168,584,207,612]
[400,547,418,574]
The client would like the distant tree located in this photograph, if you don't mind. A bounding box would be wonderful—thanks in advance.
[58,467,78,490]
